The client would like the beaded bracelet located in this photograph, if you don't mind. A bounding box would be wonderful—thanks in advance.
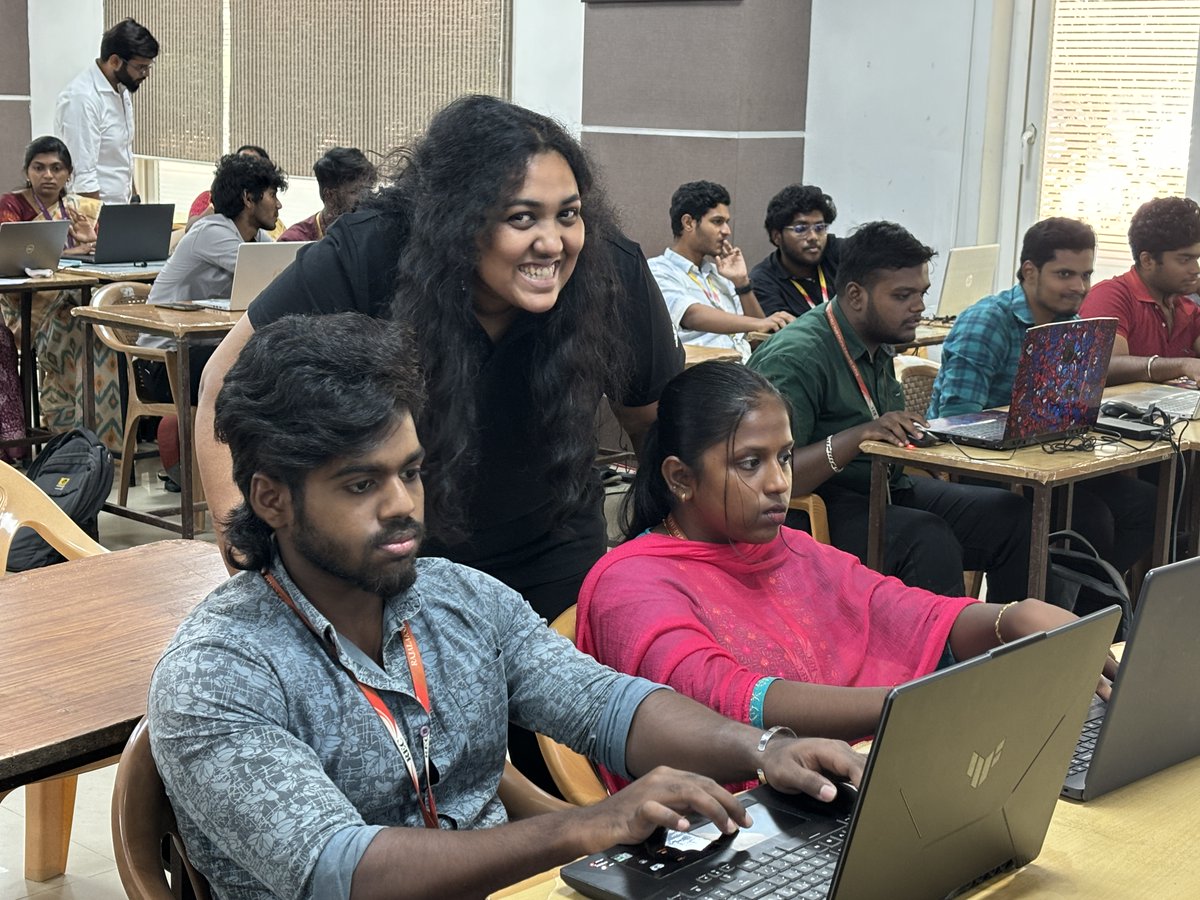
[994,601,1018,644]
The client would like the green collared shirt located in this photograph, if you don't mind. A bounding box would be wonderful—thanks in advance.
[747,300,909,495]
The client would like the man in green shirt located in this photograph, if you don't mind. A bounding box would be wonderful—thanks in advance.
[748,221,1032,601]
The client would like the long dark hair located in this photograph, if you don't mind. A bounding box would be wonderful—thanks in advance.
[624,362,786,538]
[370,94,626,543]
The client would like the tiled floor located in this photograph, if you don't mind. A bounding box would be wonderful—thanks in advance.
[1,454,215,900]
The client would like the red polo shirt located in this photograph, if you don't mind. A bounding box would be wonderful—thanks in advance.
[1080,266,1200,357]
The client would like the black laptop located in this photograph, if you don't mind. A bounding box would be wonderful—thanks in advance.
[1064,556,1200,801]
[76,203,173,264]
[562,607,1119,900]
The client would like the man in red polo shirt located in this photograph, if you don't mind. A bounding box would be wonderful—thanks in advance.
[1080,196,1200,384]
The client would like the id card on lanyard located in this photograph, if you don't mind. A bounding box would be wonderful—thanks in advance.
[263,570,440,828]
[790,267,829,311]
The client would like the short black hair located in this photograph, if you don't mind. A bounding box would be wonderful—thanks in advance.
[669,180,731,237]
[1018,217,1095,282]
[209,153,288,218]
[763,184,837,235]
[100,18,158,61]
[1129,197,1200,264]
[234,144,270,160]
[215,313,426,572]
[313,147,377,193]
[835,221,936,297]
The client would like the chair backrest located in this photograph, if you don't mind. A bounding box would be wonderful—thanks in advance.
[788,492,831,545]
[899,362,941,416]
[90,281,157,353]
[111,717,211,900]
[0,462,106,568]
[535,605,611,806]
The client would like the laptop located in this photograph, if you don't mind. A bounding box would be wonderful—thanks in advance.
[927,244,1001,320]
[192,240,311,311]
[1064,556,1200,801]
[0,220,70,276]
[1102,383,1200,422]
[923,317,1117,450]
[76,203,174,264]
[562,607,1119,900]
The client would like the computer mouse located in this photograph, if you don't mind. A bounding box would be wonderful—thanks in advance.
[1099,399,1146,420]
[908,426,942,448]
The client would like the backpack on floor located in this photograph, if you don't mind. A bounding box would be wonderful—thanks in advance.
[7,428,114,572]
[1046,529,1132,641]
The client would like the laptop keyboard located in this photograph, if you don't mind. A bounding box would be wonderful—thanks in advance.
[663,818,848,899]
[1068,702,1108,777]
[1151,393,1200,420]
[946,419,1007,442]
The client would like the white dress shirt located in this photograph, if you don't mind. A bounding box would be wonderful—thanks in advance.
[647,247,751,361]
[54,63,135,204]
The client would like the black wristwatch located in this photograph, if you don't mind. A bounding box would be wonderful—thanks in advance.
[734,283,753,296]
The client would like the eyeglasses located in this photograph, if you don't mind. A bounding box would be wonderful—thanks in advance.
[122,59,154,76]
[783,223,829,236]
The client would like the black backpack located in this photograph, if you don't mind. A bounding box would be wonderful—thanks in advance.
[7,428,114,572]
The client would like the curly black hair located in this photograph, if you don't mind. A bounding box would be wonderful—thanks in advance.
[1128,197,1200,263]
[209,153,288,218]
[763,184,837,235]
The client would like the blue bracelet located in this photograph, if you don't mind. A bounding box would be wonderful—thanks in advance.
[748,676,779,729]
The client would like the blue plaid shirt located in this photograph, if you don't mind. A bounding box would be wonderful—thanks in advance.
[928,284,1076,416]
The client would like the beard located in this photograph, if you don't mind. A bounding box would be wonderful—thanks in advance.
[116,65,143,93]
[292,513,424,599]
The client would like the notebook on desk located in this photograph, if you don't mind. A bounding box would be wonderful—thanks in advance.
[191,240,311,310]
[926,243,1000,321]
[924,317,1118,449]
[75,203,173,264]
[0,220,70,276]
[562,607,1119,900]
[1064,556,1200,802]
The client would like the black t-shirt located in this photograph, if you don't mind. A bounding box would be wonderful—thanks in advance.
[750,234,841,317]
[248,209,682,594]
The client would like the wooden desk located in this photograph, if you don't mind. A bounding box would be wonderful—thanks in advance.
[0,271,99,442]
[859,437,1177,598]
[492,754,1200,898]
[66,263,162,283]
[896,320,953,351]
[71,303,241,538]
[684,344,743,367]
[0,541,226,791]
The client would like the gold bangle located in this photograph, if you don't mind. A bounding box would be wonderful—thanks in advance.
[994,601,1018,644]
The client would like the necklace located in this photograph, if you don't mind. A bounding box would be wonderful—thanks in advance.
[663,514,689,540]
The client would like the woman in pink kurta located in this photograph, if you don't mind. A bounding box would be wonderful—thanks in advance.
[576,361,1097,792]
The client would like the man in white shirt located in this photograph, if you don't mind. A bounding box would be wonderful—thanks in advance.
[53,18,159,204]
[648,180,793,361]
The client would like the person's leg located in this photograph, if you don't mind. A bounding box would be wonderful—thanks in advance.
[1073,475,1157,574]
[907,477,1032,603]
[818,484,968,596]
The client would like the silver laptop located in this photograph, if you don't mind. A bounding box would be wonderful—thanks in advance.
[1103,383,1200,422]
[1064,557,1200,801]
[76,203,173,265]
[563,607,1119,900]
[928,243,1001,320]
[0,220,70,276]
[193,240,311,311]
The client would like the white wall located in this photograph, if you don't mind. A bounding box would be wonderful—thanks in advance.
[510,0,585,134]
[805,0,1006,302]
[27,0,103,138]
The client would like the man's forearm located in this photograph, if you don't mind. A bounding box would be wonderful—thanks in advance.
[1106,353,1196,385]
[624,690,768,782]
[680,303,761,335]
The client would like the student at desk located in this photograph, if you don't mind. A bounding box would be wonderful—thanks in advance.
[0,136,120,448]
[575,361,1113,792]
[747,221,1032,601]
[149,314,863,900]
[929,217,1156,582]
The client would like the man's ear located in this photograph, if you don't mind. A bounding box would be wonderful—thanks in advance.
[681,213,696,234]
[248,473,294,530]
[841,280,867,312]
[769,229,782,249]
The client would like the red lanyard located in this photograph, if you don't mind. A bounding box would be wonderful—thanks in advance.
[263,571,439,828]
[790,267,829,310]
[824,302,880,419]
